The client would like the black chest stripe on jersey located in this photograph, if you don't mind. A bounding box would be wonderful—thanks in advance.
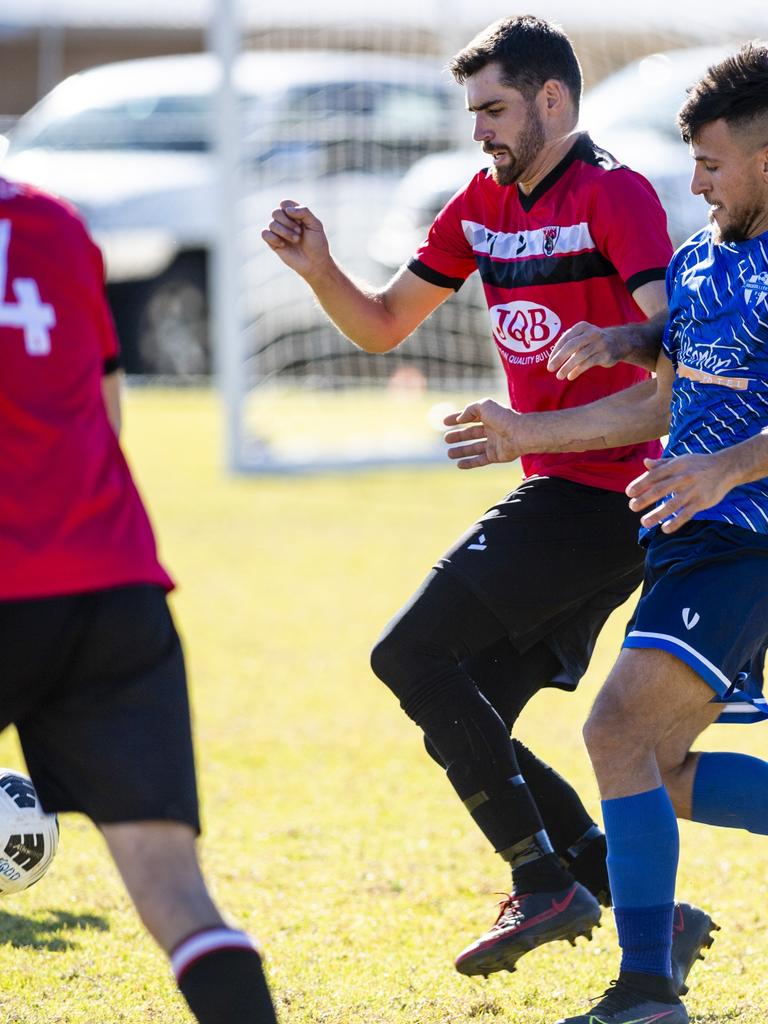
[476,250,616,289]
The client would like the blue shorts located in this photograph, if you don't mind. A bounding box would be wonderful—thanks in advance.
[623,521,768,724]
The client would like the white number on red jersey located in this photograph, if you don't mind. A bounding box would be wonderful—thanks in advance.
[0,220,56,356]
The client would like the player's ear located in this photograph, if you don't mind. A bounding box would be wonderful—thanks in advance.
[540,79,570,117]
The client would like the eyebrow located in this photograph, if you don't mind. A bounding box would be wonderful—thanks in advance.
[466,98,505,113]
[693,154,719,163]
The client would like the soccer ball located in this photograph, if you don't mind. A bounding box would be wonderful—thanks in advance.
[0,769,59,896]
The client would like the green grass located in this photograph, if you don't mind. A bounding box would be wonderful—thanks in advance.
[1,387,767,1022]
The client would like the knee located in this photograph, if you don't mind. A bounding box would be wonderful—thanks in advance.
[582,690,630,767]
[370,626,404,689]
[370,614,436,700]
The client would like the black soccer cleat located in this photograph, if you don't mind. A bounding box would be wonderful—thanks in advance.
[454,881,601,977]
[670,902,720,996]
[554,978,689,1024]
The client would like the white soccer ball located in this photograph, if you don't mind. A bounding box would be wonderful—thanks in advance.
[0,769,59,896]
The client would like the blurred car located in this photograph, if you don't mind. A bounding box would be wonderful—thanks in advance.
[579,45,729,245]
[368,45,730,367]
[1,51,459,375]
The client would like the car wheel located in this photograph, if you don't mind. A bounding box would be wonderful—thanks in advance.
[135,255,209,376]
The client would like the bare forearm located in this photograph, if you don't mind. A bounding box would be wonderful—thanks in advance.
[102,370,122,436]
[263,199,405,352]
[604,310,667,372]
[303,260,404,353]
[518,379,669,454]
[715,429,768,489]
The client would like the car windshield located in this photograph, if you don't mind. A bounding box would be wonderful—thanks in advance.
[277,80,448,128]
[9,76,452,164]
[9,89,213,153]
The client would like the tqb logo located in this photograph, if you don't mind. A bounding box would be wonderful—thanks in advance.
[490,301,561,353]
[744,272,768,306]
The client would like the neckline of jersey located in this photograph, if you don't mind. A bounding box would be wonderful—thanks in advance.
[719,226,768,253]
[516,132,590,213]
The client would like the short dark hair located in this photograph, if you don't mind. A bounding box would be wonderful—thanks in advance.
[678,41,768,144]
[448,15,582,110]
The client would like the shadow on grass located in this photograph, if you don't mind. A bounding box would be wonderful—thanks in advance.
[0,909,109,951]
[691,1013,744,1023]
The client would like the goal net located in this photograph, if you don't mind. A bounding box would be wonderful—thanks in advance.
[210,0,766,472]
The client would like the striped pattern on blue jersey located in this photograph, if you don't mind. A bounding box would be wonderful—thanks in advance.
[662,226,768,532]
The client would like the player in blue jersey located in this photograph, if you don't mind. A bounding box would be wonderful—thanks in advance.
[442,41,768,1024]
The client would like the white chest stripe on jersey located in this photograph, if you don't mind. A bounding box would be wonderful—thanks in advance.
[461,219,596,261]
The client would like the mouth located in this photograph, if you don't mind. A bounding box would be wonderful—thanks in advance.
[483,146,509,162]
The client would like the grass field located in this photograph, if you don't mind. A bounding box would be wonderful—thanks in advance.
[1,388,767,1023]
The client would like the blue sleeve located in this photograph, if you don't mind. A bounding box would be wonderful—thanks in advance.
[661,245,686,365]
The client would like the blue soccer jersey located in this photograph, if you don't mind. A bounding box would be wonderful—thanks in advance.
[625,226,768,720]
[662,226,768,532]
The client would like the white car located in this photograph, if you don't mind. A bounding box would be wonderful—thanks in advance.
[1,51,459,375]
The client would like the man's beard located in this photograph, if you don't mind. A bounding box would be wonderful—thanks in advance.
[709,200,763,244]
[485,103,546,187]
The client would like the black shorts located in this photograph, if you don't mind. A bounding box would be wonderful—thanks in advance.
[0,584,199,831]
[437,476,644,687]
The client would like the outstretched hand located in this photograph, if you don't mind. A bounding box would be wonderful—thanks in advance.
[626,452,734,532]
[443,399,522,469]
[261,200,331,278]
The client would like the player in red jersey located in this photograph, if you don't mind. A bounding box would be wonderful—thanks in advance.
[0,176,277,1023]
[262,15,714,986]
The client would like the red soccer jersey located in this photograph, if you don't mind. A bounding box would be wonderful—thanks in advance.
[410,133,669,491]
[0,178,172,599]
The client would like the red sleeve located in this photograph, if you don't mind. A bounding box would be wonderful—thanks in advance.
[588,168,673,294]
[409,178,480,291]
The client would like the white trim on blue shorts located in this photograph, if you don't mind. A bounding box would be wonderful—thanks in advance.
[624,630,731,694]
[624,630,768,724]
[716,700,768,724]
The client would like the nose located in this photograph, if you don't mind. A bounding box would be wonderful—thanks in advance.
[690,163,708,197]
[473,114,492,145]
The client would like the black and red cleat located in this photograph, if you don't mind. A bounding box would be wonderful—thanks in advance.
[670,902,720,996]
[455,881,602,978]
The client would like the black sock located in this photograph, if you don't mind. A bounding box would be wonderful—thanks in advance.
[513,741,611,902]
[513,740,595,848]
[565,828,611,906]
[370,574,577,894]
[172,928,278,1024]
[512,849,574,893]
[619,969,679,1004]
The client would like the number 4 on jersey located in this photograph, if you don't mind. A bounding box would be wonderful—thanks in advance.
[0,220,56,355]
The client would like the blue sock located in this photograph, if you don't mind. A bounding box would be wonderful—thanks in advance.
[602,787,679,977]
[692,752,768,833]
